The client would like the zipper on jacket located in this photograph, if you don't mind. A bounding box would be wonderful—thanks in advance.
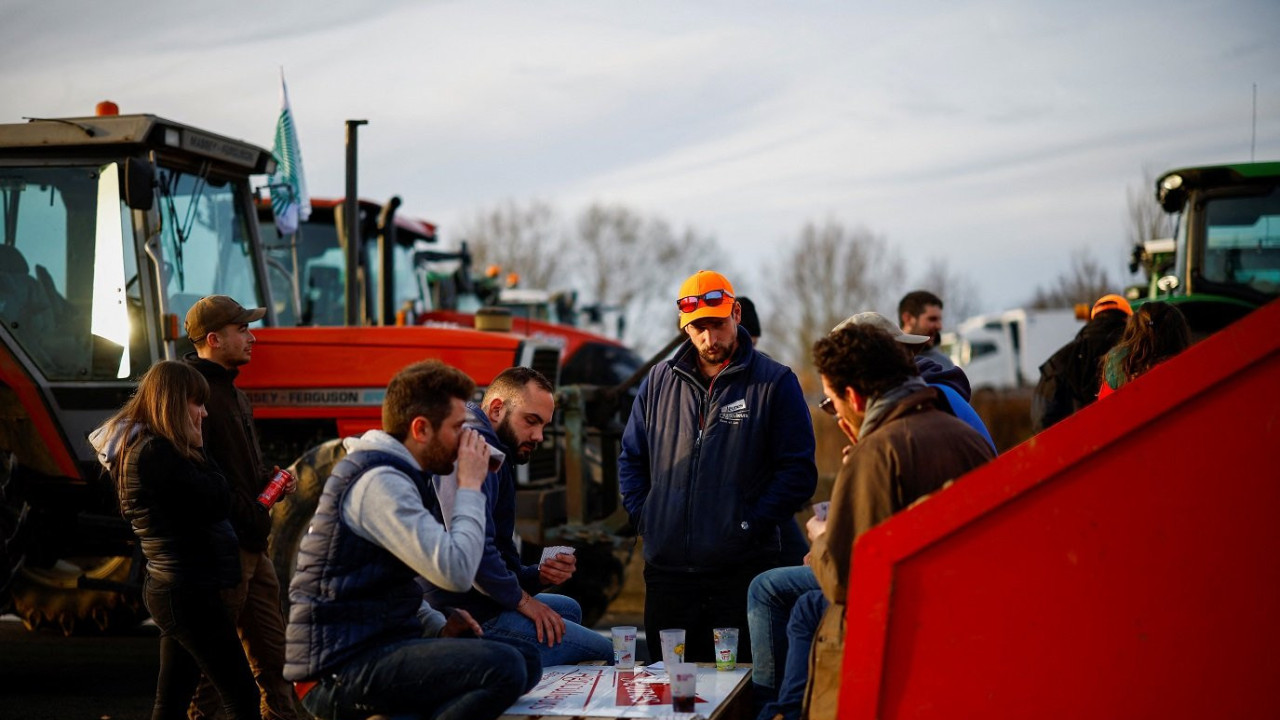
[672,353,744,566]
[684,364,725,561]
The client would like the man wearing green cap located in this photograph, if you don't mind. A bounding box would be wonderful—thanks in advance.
[619,270,817,664]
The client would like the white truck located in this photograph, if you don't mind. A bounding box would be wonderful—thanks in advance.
[951,308,1083,391]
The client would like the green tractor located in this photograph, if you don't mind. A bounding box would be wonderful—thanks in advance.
[1130,161,1280,338]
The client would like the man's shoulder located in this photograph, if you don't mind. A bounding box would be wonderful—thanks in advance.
[739,347,796,385]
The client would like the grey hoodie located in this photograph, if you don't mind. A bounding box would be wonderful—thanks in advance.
[338,430,487,635]
[88,420,144,475]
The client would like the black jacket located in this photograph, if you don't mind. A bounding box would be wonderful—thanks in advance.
[185,353,272,551]
[117,435,241,590]
[1032,310,1128,432]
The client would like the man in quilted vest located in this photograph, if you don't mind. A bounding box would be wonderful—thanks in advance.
[284,360,539,720]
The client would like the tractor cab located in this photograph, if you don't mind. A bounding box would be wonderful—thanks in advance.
[1141,161,1280,338]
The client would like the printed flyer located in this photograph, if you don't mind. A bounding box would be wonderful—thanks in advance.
[502,665,750,718]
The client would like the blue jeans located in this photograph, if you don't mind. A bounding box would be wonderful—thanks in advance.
[759,590,828,720]
[746,565,820,695]
[480,593,613,666]
[301,636,535,720]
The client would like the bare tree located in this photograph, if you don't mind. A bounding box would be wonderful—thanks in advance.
[458,199,564,289]
[1126,166,1176,280]
[566,202,727,353]
[765,219,904,380]
[1127,166,1175,249]
[1028,247,1115,309]
[912,257,982,327]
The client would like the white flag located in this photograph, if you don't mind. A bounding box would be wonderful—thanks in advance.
[269,70,310,236]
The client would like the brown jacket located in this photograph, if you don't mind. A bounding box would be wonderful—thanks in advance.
[803,387,994,719]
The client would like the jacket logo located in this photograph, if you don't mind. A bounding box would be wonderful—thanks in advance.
[719,399,749,424]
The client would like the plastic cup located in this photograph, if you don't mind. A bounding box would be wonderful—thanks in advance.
[669,662,697,712]
[611,626,637,669]
[658,628,686,666]
[713,627,739,671]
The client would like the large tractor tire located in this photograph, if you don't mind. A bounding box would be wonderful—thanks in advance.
[2,453,143,636]
[9,555,143,635]
[267,439,348,611]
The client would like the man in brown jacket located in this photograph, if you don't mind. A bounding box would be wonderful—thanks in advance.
[799,322,994,719]
[185,295,300,720]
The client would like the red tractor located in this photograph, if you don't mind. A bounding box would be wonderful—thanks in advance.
[0,107,555,633]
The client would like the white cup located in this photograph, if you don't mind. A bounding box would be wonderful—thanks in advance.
[611,626,637,670]
[659,628,686,666]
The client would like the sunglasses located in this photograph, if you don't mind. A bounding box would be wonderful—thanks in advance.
[818,397,836,416]
[677,290,734,314]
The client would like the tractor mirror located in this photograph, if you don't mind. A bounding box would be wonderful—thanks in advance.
[121,157,155,211]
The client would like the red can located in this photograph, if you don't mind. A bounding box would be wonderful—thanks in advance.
[257,468,293,508]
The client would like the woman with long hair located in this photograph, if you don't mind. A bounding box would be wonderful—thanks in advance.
[1098,301,1192,399]
[90,361,261,720]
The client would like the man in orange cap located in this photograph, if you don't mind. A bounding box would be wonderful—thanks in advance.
[619,270,817,664]
[1031,293,1133,431]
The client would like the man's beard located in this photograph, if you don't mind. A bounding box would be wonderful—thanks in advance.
[697,338,737,366]
[496,415,536,465]
[421,436,458,475]
[928,331,942,348]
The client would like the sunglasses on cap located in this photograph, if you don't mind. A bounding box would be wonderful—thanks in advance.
[677,290,734,314]
[818,397,836,416]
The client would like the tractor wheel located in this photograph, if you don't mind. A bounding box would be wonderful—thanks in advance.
[0,452,28,614]
[2,451,143,635]
[9,555,143,635]
[267,439,348,611]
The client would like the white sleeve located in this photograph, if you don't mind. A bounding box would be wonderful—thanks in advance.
[417,600,448,637]
[342,468,486,592]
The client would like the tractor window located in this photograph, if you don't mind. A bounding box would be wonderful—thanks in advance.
[362,240,418,325]
[156,168,265,327]
[0,163,142,380]
[1202,187,1280,298]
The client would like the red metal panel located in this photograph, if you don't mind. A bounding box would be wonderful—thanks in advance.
[239,326,521,389]
[839,299,1280,718]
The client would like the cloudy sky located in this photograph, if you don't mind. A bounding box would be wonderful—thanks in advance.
[3,0,1277,321]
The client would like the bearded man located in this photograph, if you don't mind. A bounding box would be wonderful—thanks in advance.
[619,270,817,663]
[285,360,540,720]
[421,367,612,665]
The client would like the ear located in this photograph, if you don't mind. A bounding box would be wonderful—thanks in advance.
[731,302,742,323]
[409,415,433,445]
[845,386,867,413]
[203,331,221,348]
[485,397,505,423]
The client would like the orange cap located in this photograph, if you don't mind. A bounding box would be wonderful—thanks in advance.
[677,270,736,328]
[1091,294,1133,319]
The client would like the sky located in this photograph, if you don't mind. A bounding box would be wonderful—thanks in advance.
[2,0,1277,324]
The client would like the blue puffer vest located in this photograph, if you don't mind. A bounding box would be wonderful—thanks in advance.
[284,449,442,681]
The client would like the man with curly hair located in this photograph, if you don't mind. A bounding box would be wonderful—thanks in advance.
[766,323,993,720]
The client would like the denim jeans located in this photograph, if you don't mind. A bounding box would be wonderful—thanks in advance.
[746,565,820,695]
[300,636,533,720]
[480,593,613,666]
[144,579,260,720]
[759,590,828,720]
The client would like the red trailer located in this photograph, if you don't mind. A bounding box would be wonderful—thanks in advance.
[837,298,1280,717]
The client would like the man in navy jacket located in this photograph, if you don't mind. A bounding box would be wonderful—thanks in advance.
[620,270,817,663]
[421,367,612,666]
